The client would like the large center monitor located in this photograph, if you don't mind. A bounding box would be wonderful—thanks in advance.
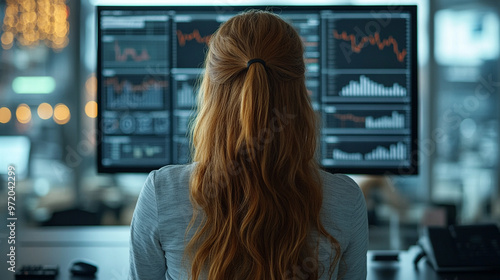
[97,5,418,175]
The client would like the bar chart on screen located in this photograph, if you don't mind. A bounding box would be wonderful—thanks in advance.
[322,136,411,166]
[174,75,199,108]
[324,73,409,101]
[323,104,410,134]
[104,76,168,110]
[339,75,407,97]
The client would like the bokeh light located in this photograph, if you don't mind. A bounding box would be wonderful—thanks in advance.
[16,103,31,124]
[85,101,97,119]
[37,102,53,119]
[85,75,97,98]
[2,0,70,50]
[53,103,70,125]
[0,107,12,123]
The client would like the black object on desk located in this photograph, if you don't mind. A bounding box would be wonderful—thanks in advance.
[418,224,500,272]
[70,261,98,276]
[372,251,400,262]
[15,265,58,279]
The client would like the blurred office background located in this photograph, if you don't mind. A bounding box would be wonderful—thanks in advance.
[0,0,498,250]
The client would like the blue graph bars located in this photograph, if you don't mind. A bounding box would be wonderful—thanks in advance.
[366,111,405,129]
[339,75,407,97]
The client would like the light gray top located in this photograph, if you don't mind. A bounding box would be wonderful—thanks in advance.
[129,163,368,279]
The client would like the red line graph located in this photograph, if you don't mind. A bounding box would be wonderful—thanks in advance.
[332,30,407,62]
[105,77,168,94]
[176,29,211,47]
[305,58,319,64]
[114,41,150,62]
[304,41,318,47]
[334,113,366,123]
[300,36,319,47]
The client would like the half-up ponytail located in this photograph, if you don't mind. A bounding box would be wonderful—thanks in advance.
[238,61,270,163]
[188,10,341,280]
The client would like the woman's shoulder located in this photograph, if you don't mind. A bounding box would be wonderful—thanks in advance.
[153,163,196,185]
[319,170,362,198]
[147,163,196,202]
[318,170,365,219]
[318,170,367,245]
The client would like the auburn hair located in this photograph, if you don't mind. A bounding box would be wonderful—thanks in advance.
[187,10,341,280]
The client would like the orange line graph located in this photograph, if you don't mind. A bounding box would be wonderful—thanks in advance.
[105,78,168,94]
[114,41,151,62]
[300,36,319,47]
[333,30,407,62]
[176,29,211,47]
[305,58,319,64]
[334,113,365,123]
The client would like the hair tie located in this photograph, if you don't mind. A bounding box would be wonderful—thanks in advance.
[247,58,266,68]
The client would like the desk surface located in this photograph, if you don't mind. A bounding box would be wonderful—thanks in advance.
[3,226,129,280]
[2,226,499,280]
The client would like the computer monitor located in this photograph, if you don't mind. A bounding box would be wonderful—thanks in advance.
[96,5,418,175]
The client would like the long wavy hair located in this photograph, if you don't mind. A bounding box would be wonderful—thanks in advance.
[187,10,341,280]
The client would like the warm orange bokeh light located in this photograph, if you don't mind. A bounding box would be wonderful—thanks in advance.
[53,103,70,125]
[2,0,69,50]
[16,103,31,124]
[1,31,14,46]
[0,107,12,123]
[85,101,97,118]
[85,75,97,97]
[37,102,53,119]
